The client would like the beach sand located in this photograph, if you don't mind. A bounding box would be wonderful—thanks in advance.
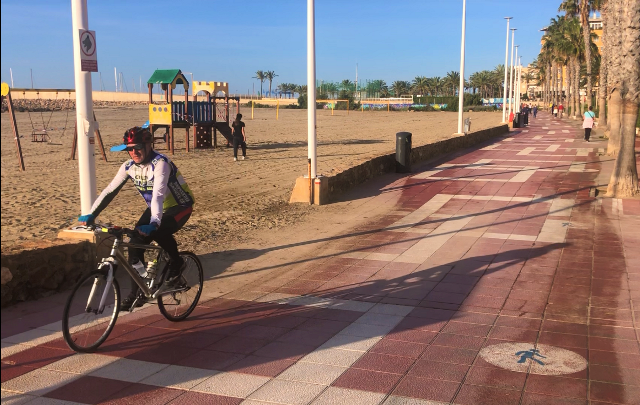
[1,106,502,253]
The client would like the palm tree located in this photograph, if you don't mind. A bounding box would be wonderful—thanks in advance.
[253,70,266,97]
[264,71,278,98]
[605,0,639,196]
[445,71,461,96]
[411,76,429,97]
[391,81,411,97]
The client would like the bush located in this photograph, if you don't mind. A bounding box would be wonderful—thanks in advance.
[408,105,436,112]
[246,101,272,108]
[297,94,329,110]
[465,105,497,112]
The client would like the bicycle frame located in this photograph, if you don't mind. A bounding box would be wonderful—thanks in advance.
[109,237,163,298]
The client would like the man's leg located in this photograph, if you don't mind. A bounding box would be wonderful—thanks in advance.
[121,209,152,310]
[150,206,192,282]
[241,141,247,157]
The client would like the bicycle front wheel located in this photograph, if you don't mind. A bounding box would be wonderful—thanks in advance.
[62,269,120,353]
[158,252,203,321]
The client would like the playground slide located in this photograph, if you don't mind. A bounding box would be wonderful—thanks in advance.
[214,122,233,144]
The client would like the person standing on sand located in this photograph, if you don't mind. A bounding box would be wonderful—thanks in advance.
[231,113,247,161]
[583,106,595,142]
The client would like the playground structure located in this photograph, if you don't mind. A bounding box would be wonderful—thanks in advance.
[191,80,240,149]
[146,69,240,154]
[1,82,106,171]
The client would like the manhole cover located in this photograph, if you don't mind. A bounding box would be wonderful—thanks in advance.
[479,343,587,375]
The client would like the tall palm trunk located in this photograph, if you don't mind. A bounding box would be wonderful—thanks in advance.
[580,1,593,112]
[574,59,581,118]
[606,0,639,197]
[559,63,565,107]
[567,60,573,117]
[598,2,609,128]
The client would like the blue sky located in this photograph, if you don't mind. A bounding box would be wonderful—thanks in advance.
[1,0,563,94]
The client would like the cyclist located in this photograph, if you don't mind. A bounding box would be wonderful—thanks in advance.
[78,126,195,310]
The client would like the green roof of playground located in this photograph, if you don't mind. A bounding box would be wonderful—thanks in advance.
[147,69,187,85]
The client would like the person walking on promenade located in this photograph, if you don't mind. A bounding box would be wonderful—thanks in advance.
[231,113,247,161]
[583,106,595,142]
[533,105,538,118]
[558,103,564,118]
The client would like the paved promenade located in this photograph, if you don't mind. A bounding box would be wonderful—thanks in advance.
[2,113,639,405]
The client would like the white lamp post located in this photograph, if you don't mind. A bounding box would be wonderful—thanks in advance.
[71,0,97,214]
[507,29,516,118]
[456,0,467,135]
[307,0,317,179]
[502,17,512,123]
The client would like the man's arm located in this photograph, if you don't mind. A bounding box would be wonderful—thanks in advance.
[149,160,171,226]
[88,162,129,217]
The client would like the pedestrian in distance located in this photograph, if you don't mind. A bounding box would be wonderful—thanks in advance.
[533,105,538,118]
[231,113,247,161]
[583,106,595,142]
[558,103,564,118]
[553,104,558,118]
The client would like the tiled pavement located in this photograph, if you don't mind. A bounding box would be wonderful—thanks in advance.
[2,113,640,405]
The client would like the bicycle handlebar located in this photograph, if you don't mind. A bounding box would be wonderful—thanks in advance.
[84,224,137,238]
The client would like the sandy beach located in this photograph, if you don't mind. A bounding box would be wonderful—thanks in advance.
[1,106,502,253]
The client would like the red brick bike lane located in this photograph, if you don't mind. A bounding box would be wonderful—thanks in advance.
[2,112,639,404]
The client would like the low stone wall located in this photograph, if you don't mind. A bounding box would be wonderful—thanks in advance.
[1,239,96,308]
[326,124,509,201]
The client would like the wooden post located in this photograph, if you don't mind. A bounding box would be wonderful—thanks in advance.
[168,86,174,154]
[185,90,189,153]
[92,111,108,162]
[5,93,26,171]
[70,124,78,161]
[148,83,153,103]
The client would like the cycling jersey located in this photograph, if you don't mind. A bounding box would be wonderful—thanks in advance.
[89,151,194,226]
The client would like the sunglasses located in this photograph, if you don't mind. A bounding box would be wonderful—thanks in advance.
[125,144,145,152]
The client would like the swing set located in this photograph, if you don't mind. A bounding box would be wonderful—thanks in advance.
[22,88,74,143]
[1,82,107,171]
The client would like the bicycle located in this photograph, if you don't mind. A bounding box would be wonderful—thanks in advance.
[61,224,204,353]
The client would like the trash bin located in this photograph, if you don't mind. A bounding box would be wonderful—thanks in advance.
[523,112,529,126]
[396,132,412,173]
[464,118,471,134]
[513,113,520,128]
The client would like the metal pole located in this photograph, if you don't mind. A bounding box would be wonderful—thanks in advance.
[502,17,512,123]
[30,69,33,89]
[507,29,516,117]
[114,67,117,92]
[456,0,466,134]
[71,0,97,214]
[517,57,522,112]
[10,68,14,88]
[307,0,317,179]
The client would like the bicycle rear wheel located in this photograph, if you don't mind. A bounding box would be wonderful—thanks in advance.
[62,269,120,353]
[158,252,203,321]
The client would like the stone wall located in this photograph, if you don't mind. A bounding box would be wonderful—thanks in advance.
[1,239,96,308]
[326,124,509,201]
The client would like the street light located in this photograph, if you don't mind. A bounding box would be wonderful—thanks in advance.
[502,17,512,123]
[456,0,467,135]
[307,0,317,179]
[182,71,194,96]
[507,28,517,118]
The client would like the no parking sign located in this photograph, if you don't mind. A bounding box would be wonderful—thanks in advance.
[79,29,98,72]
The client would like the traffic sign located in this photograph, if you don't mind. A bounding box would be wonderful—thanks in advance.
[79,30,98,72]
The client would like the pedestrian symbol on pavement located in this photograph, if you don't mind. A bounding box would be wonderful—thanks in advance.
[515,348,546,365]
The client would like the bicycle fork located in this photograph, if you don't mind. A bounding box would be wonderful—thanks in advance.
[85,262,114,314]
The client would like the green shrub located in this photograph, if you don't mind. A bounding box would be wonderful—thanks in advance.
[408,105,435,112]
